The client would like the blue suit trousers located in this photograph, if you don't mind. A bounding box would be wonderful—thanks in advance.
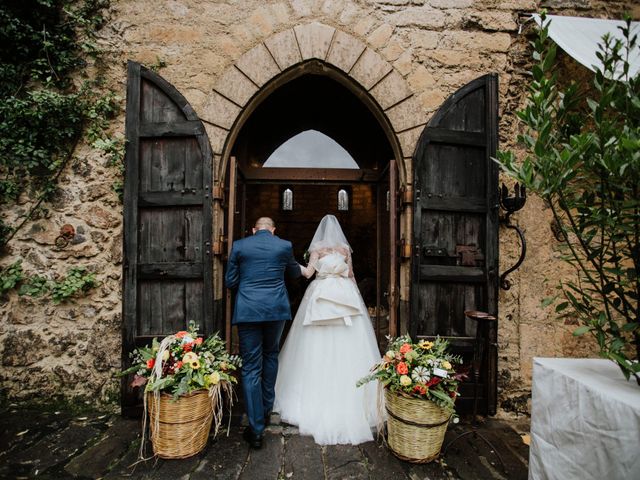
[237,320,285,435]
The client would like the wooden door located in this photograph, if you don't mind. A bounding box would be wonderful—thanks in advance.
[376,160,398,348]
[224,157,247,352]
[410,74,499,414]
[122,62,214,415]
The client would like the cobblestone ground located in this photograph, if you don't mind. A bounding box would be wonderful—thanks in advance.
[0,406,529,479]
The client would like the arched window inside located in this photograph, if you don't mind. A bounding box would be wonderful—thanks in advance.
[338,188,349,211]
[282,187,293,211]
[263,130,359,169]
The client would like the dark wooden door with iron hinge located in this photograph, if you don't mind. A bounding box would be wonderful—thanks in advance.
[411,74,499,415]
[121,61,214,416]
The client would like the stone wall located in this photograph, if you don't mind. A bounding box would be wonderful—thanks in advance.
[1,0,637,412]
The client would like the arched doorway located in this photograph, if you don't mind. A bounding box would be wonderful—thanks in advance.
[223,63,400,350]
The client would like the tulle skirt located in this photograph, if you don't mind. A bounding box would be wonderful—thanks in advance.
[274,277,382,445]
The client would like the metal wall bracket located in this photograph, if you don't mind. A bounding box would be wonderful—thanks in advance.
[212,185,224,201]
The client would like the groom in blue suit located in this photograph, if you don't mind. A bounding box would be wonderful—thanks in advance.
[225,217,301,449]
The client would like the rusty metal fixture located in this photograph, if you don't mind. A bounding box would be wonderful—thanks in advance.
[442,310,507,475]
[54,224,76,249]
[456,245,484,267]
[212,185,224,201]
[401,186,413,205]
[499,183,527,290]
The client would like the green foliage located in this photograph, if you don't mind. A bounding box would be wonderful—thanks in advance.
[92,135,125,201]
[149,56,167,72]
[0,260,96,303]
[50,266,96,303]
[0,260,24,295]
[18,274,51,297]
[496,14,640,384]
[0,1,119,250]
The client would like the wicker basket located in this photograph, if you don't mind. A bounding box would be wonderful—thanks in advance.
[147,389,214,459]
[384,389,451,463]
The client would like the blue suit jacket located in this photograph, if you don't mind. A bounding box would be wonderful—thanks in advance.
[225,230,301,324]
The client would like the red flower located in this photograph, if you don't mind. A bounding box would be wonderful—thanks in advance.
[175,331,188,339]
[396,362,409,375]
[176,361,184,369]
[399,343,412,354]
[195,337,203,345]
[182,342,193,352]
[449,390,457,398]
[426,377,441,387]
[146,358,155,369]
[413,385,427,395]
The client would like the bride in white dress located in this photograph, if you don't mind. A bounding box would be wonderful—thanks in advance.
[274,215,382,445]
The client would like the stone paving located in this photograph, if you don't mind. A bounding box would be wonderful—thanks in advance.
[0,406,529,479]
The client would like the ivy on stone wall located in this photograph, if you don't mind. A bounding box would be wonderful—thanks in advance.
[0,0,123,251]
[0,259,96,302]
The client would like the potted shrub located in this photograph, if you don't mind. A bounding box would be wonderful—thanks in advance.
[121,323,241,459]
[358,335,463,463]
[496,14,639,384]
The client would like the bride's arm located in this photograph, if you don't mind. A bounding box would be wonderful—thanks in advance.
[300,250,319,279]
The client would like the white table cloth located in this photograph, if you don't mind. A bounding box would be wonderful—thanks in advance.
[529,358,640,480]
[531,15,640,79]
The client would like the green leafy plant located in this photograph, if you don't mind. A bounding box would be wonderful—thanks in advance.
[92,136,125,201]
[50,266,96,303]
[0,262,96,303]
[0,260,24,295]
[0,1,120,250]
[496,14,639,384]
[18,274,51,297]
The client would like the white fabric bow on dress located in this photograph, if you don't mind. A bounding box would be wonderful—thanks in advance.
[304,253,362,326]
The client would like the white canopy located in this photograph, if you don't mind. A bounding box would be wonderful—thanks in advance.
[532,14,640,79]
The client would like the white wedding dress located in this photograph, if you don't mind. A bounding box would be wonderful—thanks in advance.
[274,247,382,445]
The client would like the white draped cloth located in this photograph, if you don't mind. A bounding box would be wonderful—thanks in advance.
[532,14,640,79]
[529,358,640,480]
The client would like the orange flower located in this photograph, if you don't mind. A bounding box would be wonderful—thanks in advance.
[146,358,155,369]
[175,331,188,339]
[195,337,203,345]
[182,342,194,352]
[399,343,412,354]
[413,385,427,395]
[176,361,184,369]
[396,362,408,375]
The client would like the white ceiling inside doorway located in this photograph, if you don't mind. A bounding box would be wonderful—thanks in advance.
[263,130,359,169]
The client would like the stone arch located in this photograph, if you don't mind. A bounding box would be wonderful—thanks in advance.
[201,22,426,186]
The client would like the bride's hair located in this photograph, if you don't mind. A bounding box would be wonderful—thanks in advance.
[308,214,352,253]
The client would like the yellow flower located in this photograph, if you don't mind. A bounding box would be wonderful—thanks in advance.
[183,352,198,363]
[442,360,452,370]
[400,375,412,386]
[208,371,221,385]
[162,350,170,361]
[190,360,201,369]
[418,340,434,350]
[219,362,228,370]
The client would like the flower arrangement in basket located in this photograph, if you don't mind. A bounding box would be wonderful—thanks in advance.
[358,335,464,463]
[121,322,242,459]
